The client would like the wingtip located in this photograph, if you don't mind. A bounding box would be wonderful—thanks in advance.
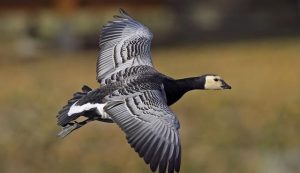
[119,8,128,15]
[118,8,132,19]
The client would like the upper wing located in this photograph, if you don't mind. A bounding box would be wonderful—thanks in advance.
[97,9,154,85]
[104,90,181,173]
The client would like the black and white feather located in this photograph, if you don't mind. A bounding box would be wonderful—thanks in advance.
[104,90,181,173]
[97,9,153,85]
[57,9,181,173]
[57,85,93,126]
[57,8,233,173]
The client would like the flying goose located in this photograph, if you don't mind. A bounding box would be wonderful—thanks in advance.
[57,9,231,173]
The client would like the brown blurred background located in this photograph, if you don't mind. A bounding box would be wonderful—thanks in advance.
[0,1,300,173]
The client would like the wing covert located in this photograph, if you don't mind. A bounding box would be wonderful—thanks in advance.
[97,9,154,85]
[104,90,181,173]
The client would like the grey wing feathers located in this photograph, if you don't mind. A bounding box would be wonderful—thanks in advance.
[97,9,154,85]
[104,90,181,173]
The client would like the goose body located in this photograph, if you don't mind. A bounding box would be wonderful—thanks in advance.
[57,9,231,173]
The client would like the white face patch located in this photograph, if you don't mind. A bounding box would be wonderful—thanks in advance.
[204,75,223,90]
[68,102,109,119]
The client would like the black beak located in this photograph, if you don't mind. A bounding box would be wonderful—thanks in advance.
[221,80,232,89]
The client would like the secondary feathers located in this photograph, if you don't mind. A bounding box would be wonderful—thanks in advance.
[57,8,231,173]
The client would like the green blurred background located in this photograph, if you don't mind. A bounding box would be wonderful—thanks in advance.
[0,1,300,173]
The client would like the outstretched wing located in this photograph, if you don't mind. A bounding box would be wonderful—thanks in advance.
[97,9,153,85]
[104,90,181,173]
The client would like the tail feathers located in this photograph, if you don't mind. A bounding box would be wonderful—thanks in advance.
[57,123,79,138]
[57,118,93,138]
[57,85,92,126]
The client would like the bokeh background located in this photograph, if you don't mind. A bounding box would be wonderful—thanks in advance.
[0,0,300,173]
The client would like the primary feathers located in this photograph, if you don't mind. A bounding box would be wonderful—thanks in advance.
[57,9,231,173]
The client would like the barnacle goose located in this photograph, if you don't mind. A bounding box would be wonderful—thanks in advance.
[57,9,231,173]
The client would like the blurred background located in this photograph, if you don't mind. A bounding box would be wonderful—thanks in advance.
[0,0,300,173]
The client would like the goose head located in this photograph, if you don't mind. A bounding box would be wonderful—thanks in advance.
[198,74,231,90]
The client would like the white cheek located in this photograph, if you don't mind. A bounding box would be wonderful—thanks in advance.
[205,81,222,89]
[204,76,223,89]
[204,81,211,89]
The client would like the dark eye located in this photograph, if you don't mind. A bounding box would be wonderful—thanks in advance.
[214,78,219,82]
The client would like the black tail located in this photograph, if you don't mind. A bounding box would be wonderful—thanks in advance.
[57,85,92,126]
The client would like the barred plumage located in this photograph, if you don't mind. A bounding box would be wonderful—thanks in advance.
[97,9,153,85]
[57,8,231,173]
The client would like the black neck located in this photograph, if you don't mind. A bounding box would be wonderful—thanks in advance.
[163,76,205,105]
